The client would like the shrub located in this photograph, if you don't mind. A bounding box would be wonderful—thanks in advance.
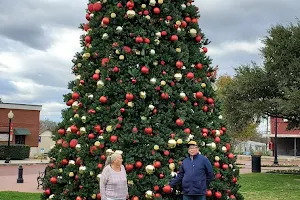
[0,145,30,160]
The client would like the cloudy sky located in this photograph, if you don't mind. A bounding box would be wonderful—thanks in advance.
[0,0,299,122]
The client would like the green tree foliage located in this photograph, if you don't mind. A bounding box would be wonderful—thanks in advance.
[222,20,300,132]
[41,1,243,200]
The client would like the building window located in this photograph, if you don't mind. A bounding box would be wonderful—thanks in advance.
[15,135,25,145]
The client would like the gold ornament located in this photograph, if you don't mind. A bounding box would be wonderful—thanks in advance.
[69,172,74,177]
[169,163,175,171]
[177,139,183,145]
[127,10,136,18]
[154,145,159,150]
[119,55,125,60]
[128,102,134,107]
[128,180,134,186]
[139,91,146,99]
[201,83,206,88]
[94,141,100,147]
[106,125,113,132]
[111,13,116,18]
[91,194,96,199]
[168,139,177,148]
[158,0,163,4]
[215,156,220,161]
[145,165,155,174]
[174,73,182,81]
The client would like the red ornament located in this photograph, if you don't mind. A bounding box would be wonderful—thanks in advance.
[58,129,65,135]
[70,139,78,148]
[93,3,102,11]
[228,153,234,159]
[50,177,57,184]
[154,185,159,191]
[170,35,178,41]
[71,125,78,133]
[131,196,139,200]
[125,164,134,172]
[132,127,138,133]
[76,196,82,200]
[135,161,143,168]
[85,36,91,43]
[99,96,107,103]
[153,161,161,168]
[138,174,144,179]
[214,162,220,168]
[203,105,208,112]
[153,7,160,14]
[195,92,203,99]
[102,17,110,25]
[117,2,123,8]
[215,191,222,199]
[72,92,80,100]
[110,135,118,143]
[162,185,172,193]
[144,38,150,44]
[141,66,149,74]
[176,118,184,126]
[135,36,143,43]
[186,72,194,79]
[161,92,169,100]
[214,137,221,143]
[215,173,221,179]
[166,16,172,20]
[184,128,191,134]
[164,150,170,156]
[181,21,187,28]
[143,10,149,15]
[97,193,101,200]
[101,58,110,66]
[195,63,203,70]
[85,13,90,21]
[207,98,214,104]
[161,31,167,36]
[87,4,94,12]
[113,66,119,73]
[206,190,212,197]
[126,1,134,9]
[195,35,202,43]
[126,93,134,101]
[202,47,208,53]
[230,195,236,200]
[222,164,229,170]
[176,61,183,69]
[92,73,100,80]
[159,173,164,178]
[144,127,153,134]
[44,188,51,195]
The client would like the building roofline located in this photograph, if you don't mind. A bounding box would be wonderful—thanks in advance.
[0,103,42,111]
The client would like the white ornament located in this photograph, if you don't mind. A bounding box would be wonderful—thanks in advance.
[218,115,223,119]
[160,80,166,86]
[88,94,93,99]
[148,105,155,110]
[189,29,197,37]
[75,75,81,80]
[174,73,182,81]
[102,33,109,40]
[97,80,104,88]
[75,144,81,151]
[80,127,86,134]
[181,4,186,10]
[150,78,157,84]
[215,156,220,161]
[139,91,146,99]
[116,26,123,33]
[79,166,86,174]
[222,146,227,152]
[180,92,186,98]
[215,130,221,136]
[150,49,155,55]
[81,116,86,123]
[127,10,136,18]
[68,160,75,165]
[156,32,161,37]
[149,0,156,6]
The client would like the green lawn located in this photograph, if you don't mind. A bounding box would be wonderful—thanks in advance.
[239,173,300,200]
[0,174,300,200]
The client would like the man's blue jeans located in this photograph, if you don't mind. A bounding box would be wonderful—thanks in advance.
[183,195,206,200]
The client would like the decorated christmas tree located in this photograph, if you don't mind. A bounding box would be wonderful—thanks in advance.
[41,0,243,200]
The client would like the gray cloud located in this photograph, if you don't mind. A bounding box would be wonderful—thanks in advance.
[198,0,300,45]
[0,0,86,50]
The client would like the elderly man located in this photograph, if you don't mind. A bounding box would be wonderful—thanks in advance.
[169,141,214,200]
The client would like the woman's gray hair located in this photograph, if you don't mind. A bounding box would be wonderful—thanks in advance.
[104,152,122,167]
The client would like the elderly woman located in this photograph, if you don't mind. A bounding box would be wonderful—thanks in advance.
[100,151,128,200]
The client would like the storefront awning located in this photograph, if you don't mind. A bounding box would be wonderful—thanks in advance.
[14,128,31,135]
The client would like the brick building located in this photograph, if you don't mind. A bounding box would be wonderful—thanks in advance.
[270,117,300,156]
[0,103,42,157]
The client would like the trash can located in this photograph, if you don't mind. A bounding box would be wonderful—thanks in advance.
[251,155,261,173]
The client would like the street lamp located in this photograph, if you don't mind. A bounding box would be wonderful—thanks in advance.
[273,117,278,165]
[5,110,14,163]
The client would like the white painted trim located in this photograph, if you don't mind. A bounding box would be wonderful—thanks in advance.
[269,134,300,138]
[0,103,42,111]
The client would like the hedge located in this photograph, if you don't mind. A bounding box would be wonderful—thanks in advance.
[0,145,30,160]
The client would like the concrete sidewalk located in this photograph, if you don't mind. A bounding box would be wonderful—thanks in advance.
[0,158,49,166]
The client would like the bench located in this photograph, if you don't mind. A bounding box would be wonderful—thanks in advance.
[37,169,46,189]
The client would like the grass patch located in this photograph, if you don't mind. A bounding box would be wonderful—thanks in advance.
[1,174,300,200]
[239,173,300,200]
[0,191,40,200]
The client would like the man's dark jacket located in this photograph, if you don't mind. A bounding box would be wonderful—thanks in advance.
[170,154,214,195]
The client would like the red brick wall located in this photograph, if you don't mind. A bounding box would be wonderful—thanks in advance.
[270,117,300,135]
[0,108,40,147]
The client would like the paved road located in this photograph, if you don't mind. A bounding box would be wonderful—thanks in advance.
[0,164,47,193]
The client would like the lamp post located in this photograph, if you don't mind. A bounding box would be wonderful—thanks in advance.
[273,117,278,165]
[5,110,14,163]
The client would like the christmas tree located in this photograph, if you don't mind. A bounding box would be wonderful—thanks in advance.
[41,0,243,200]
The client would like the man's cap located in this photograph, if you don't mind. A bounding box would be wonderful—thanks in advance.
[187,140,198,146]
